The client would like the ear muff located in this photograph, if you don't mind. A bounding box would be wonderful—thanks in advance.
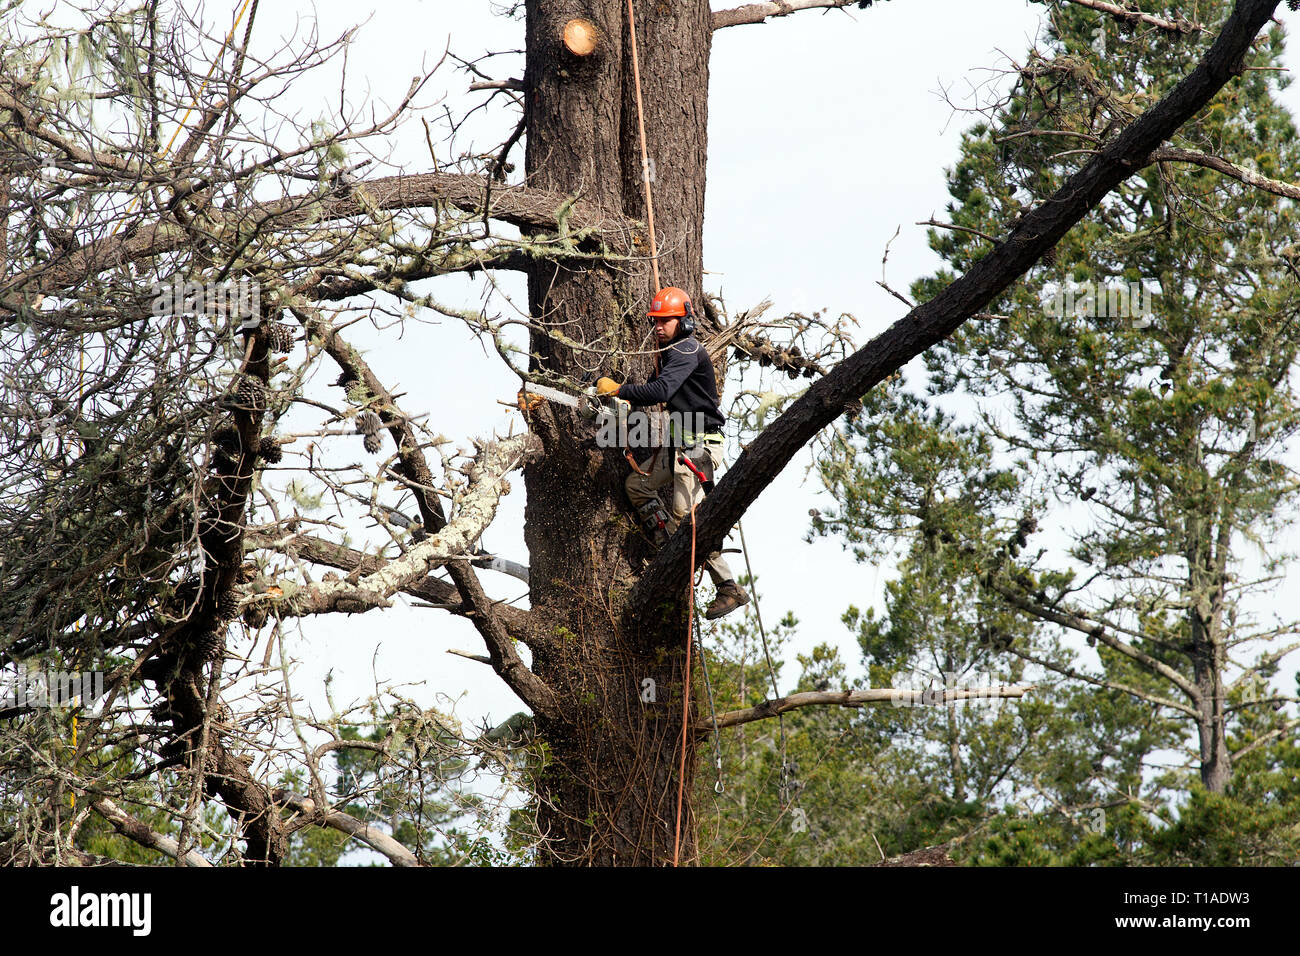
[680,299,695,335]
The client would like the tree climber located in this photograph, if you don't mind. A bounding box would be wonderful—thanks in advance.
[596,286,751,620]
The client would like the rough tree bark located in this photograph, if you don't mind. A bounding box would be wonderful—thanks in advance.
[522,0,712,865]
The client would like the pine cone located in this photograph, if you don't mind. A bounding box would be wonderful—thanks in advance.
[236,376,265,412]
[158,740,188,764]
[258,436,282,464]
[267,322,296,353]
[150,700,177,723]
[356,411,381,436]
[217,590,240,619]
[1042,245,1057,268]
[194,630,225,662]
[363,431,383,454]
[344,381,369,405]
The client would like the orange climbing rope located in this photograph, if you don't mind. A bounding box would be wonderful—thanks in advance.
[625,0,661,294]
[623,0,704,866]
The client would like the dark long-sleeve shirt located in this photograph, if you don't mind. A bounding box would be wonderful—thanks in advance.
[618,332,724,433]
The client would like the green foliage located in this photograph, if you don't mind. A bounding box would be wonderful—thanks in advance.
[774,3,1300,867]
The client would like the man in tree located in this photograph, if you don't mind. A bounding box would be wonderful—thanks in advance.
[0,0,1286,867]
[597,286,750,619]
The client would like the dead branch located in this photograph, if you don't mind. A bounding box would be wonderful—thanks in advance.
[276,434,538,615]
[5,172,638,302]
[1059,0,1202,34]
[999,642,1200,718]
[1231,716,1300,759]
[248,531,535,637]
[705,684,1033,730]
[712,0,860,30]
[1150,145,1300,200]
[274,789,421,867]
[990,581,1203,704]
[91,797,214,867]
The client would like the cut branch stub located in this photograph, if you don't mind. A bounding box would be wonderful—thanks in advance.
[563,18,600,56]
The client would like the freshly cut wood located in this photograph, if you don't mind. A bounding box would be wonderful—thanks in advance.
[563,18,598,55]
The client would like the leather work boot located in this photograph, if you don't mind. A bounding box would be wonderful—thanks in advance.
[704,580,750,620]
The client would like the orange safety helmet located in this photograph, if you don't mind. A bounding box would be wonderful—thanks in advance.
[647,286,692,319]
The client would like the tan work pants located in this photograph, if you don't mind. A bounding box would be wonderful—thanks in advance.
[625,442,734,586]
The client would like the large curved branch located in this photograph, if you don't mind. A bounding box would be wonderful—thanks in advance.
[710,0,1201,33]
[631,0,1281,618]
[246,530,536,638]
[1231,716,1300,760]
[292,307,558,717]
[1150,146,1300,201]
[706,684,1033,730]
[1060,0,1202,33]
[1000,643,1200,718]
[4,172,637,300]
[90,797,214,867]
[274,789,421,867]
[990,581,1203,704]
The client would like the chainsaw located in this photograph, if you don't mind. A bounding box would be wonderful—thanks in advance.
[516,382,628,425]
[517,382,656,475]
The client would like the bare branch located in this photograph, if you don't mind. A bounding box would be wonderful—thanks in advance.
[704,684,1033,730]
[274,790,421,867]
[1059,0,1202,34]
[991,581,1203,704]
[1150,145,1300,201]
[712,1,859,31]
[5,172,638,301]
[277,434,538,615]
[247,531,535,638]
[90,797,213,867]
[1000,643,1200,718]
[1231,716,1300,760]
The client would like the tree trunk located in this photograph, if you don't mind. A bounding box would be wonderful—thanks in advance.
[523,0,711,865]
[1186,507,1232,793]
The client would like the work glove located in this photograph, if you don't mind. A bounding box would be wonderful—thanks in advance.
[595,377,620,397]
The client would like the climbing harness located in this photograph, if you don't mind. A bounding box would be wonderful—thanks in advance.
[625,0,731,864]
